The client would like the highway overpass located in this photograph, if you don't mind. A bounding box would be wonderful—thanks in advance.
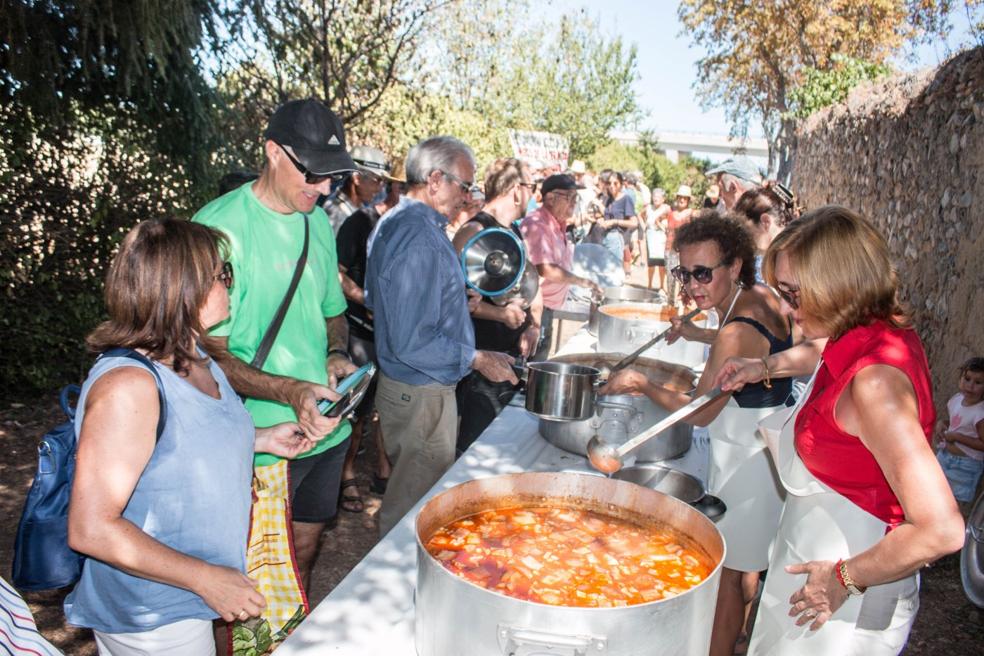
[611,130,769,163]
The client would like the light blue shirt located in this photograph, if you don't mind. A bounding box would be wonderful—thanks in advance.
[64,354,254,632]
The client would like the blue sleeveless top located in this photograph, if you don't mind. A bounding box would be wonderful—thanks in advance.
[727,316,794,409]
[64,352,255,633]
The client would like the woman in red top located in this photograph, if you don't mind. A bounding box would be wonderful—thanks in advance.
[715,206,964,655]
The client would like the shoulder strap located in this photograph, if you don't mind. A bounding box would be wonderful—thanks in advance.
[100,347,167,442]
[250,214,310,370]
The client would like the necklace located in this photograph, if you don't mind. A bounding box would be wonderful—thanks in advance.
[719,285,743,326]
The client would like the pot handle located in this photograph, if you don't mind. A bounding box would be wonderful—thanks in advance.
[497,625,607,656]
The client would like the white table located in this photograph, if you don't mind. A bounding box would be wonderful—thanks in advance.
[279,333,711,655]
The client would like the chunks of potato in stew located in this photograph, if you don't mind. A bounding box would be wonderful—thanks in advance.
[425,506,712,607]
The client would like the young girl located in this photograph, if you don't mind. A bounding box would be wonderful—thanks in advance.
[937,357,984,503]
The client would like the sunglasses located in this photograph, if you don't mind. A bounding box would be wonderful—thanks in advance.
[671,262,725,285]
[215,261,234,289]
[439,169,478,195]
[775,283,801,309]
[278,143,349,185]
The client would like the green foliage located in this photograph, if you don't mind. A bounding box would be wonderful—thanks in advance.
[786,56,892,119]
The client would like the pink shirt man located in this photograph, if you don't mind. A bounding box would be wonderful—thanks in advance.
[520,206,574,310]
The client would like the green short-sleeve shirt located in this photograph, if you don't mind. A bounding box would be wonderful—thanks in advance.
[193,183,351,466]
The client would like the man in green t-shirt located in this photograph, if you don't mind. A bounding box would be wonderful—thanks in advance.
[194,98,358,591]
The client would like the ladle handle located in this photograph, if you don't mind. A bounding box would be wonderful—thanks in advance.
[614,387,725,458]
[609,307,702,374]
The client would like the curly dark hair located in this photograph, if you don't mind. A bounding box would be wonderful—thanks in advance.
[673,210,757,288]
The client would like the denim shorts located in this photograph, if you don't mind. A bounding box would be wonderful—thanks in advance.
[937,449,984,502]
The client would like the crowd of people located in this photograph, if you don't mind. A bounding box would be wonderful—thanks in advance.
[58,97,977,656]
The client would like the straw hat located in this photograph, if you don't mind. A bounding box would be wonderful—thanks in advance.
[675,184,693,198]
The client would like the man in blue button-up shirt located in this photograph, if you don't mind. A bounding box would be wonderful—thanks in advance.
[366,136,517,535]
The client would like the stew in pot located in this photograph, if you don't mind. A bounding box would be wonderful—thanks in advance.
[425,505,713,607]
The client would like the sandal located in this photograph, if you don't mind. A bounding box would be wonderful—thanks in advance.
[370,473,389,495]
[339,478,364,513]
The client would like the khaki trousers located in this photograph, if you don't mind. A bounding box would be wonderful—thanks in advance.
[375,372,458,536]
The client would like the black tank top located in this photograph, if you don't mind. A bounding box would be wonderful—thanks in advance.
[726,316,794,408]
[464,212,531,354]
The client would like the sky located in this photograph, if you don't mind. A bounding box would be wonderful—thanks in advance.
[553,0,979,141]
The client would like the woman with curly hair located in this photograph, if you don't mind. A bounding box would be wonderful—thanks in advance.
[601,210,796,655]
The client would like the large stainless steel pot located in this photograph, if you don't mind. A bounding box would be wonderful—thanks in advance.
[415,472,725,656]
[525,361,600,421]
[539,354,697,462]
[597,302,706,369]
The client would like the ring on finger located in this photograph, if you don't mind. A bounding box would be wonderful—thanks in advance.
[803,608,817,618]
[238,610,249,620]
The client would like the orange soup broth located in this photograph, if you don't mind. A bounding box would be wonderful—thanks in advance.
[424,506,713,608]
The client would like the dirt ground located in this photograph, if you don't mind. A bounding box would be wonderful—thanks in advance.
[1,309,981,654]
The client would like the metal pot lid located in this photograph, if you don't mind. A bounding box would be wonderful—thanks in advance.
[961,491,984,607]
[460,227,525,297]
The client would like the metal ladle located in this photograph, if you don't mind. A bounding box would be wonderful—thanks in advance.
[593,308,702,379]
[587,387,725,474]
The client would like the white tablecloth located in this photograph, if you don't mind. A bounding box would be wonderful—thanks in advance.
[278,331,711,655]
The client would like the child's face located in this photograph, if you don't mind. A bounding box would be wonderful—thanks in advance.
[959,369,984,403]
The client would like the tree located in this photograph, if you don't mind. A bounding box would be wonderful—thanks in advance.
[1,0,224,171]
[217,0,447,129]
[677,0,946,181]
[786,55,891,119]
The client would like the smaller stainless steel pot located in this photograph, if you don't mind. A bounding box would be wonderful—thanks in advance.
[524,361,600,421]
[588,285,664,335]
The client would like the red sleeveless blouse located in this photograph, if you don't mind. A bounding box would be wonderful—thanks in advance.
[794,321,935,529]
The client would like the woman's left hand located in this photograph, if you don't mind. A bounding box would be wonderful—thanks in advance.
[598,369,649,396]
[785,560,849,631]
[255,422,316,458]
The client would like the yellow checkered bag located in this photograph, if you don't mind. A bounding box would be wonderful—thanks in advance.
[228,460,308,655]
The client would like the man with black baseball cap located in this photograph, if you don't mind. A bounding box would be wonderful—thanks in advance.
[194,98,358,598]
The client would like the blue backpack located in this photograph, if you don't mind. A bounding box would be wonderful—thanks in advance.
[11,348,167,591]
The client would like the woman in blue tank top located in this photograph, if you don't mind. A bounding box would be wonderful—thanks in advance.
[600,212,802,656]
[65,219,319,655]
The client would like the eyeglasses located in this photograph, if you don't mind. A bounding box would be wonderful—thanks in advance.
[278,143,348,185]
[671,262,725,285]
[518,181,539,193]
[775,283,801,309]
[439,169,478,195]
[215,261,234,289]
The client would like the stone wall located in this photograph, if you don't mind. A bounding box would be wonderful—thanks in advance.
[792,47,984,410]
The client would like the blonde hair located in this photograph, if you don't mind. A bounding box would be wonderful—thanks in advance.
[763,205,908,339]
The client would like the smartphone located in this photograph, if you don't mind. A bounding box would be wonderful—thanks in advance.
[316,363,375,417]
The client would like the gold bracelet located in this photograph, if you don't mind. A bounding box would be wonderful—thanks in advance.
[761,357,772,389]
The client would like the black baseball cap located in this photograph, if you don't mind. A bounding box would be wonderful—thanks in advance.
[264,99,356,175]
[540,174,584,195]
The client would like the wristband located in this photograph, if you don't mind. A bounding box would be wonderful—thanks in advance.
[328,348,352,361]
